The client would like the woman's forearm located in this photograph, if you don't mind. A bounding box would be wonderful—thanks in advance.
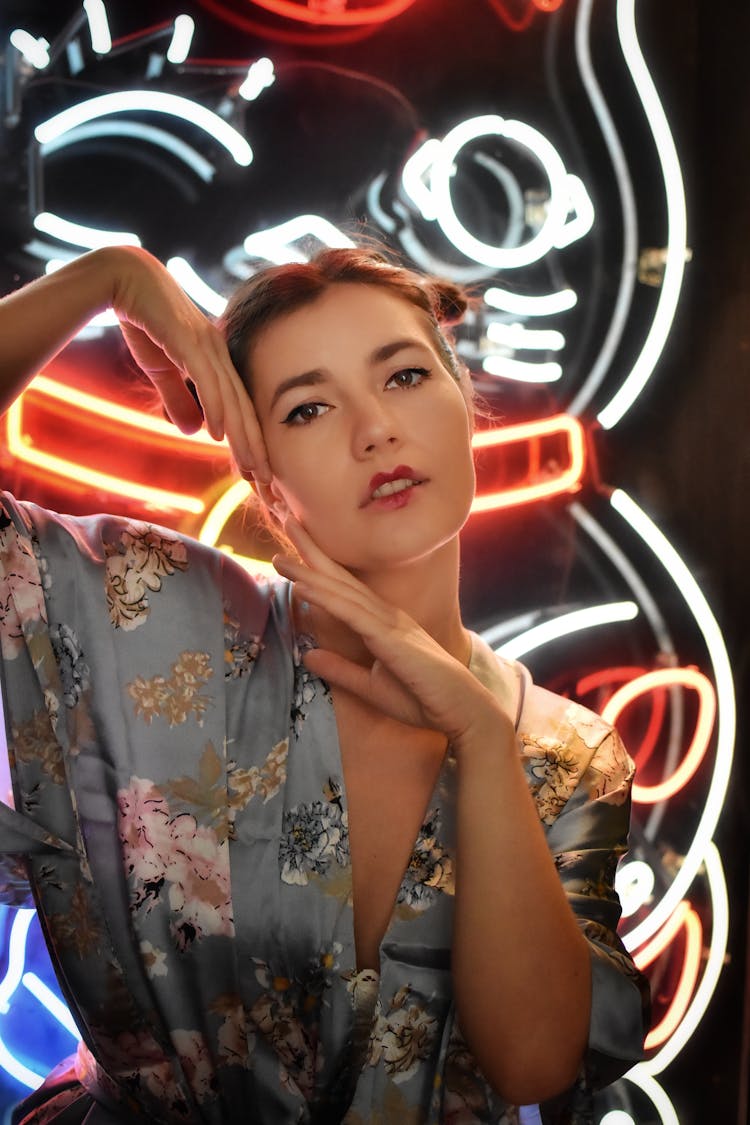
[0,248,124,415]
[451,712,592,1105]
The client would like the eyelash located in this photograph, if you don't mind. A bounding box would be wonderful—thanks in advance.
[282,367,432,426]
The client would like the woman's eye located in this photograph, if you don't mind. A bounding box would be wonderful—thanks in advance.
[386,367,431,390]
[283,402,329,426]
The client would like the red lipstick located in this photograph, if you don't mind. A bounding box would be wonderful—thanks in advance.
[363,465,425,508]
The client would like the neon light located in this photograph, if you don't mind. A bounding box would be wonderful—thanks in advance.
[611,491,735,952]
[238,57,276,102]
[641,841,728,1073]
[621,1071,679,1125]
[497,602,638,661]
[401,139,445,221]
[243,215,355,265]
[167,14,195,64]
[484,286,577,316]
[34,212,141,250]
[430,116,568,269]
[167,258,227,316]
[5,402,206,515]
[597,0,687,429]
[633,902,691,971]
[482,357,562,383]
[21,973,81,1038]
[40,121,216,182]
[197,479,278,579]
[615,860,655,920]
[575,664,666,771]
[486,323,565,351]
[83,0,112,54]
[245,0,419,26]
[643,907,702,1050]
[470,415,585,513]
[568,0,638,417]
[600,1113,635,1125]
[34,92,253,167]
[0,1036,43,1090]
[533,0,565,9]
[0,910,34,1014]
[9,30,50,69]
[554,174,595,248]
[601,668,716,804]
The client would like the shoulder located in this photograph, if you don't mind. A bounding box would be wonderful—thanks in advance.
[471,633,633,826]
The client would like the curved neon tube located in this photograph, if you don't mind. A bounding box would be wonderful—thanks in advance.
[611,491,734,952]
[243,215,354,264]
[620,1070,680,1125]
[34,92,253,167]
[238,57,276,102]
[602,667,715,804]
[615,859,655,921]
[597,0,687,429]
[484,286,577,316]
[33,212,141,250]
[167,258,227,316]
[470,415,586,513]
[431,116,569,269]
[245,0,418,26]
[167,15,195,64]
[497,602,638,661]
[40,120,216,182]
[486,323,565,351]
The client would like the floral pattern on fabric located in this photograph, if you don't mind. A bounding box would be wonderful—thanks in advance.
[10,710,65,787]
[291,632,331,737]
[279,784,349,886]
[368,985,439,1082]
[519,733,582,825]
[585,731,634,805]
[104,524,188,631]
[127,650,213,727]
[49,623,89,708]
[0,516,47,659]
[396,808,454,913]
[223,608,262,679]
[118,776,233,949]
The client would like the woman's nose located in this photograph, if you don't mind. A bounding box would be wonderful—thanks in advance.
[352,398,401,457]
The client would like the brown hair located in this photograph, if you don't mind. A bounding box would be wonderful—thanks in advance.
[218,246,470,394]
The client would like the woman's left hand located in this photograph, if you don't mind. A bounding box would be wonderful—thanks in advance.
[273,517,511,745]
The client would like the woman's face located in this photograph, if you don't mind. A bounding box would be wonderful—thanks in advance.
[249,283,476,574]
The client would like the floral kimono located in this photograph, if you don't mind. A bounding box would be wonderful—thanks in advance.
[0,494,649,1124]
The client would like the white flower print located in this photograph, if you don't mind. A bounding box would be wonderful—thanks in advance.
[279,796,349,886]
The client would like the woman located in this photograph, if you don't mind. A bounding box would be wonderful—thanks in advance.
[0,246,648,1124]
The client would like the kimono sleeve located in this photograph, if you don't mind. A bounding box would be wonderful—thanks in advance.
[0,493,77,904]
[543,724,651,1089]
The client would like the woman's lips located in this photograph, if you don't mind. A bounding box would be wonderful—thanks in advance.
[363,465,425,507]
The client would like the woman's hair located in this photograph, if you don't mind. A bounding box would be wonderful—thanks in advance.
[218,246,470,394]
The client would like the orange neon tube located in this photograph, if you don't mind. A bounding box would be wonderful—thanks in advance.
[641,907,703,1050]
[247,0,420,26]
[600,668,716,804]
[470,414,585,513]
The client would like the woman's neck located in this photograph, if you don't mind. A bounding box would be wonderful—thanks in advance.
[296,536,471,668]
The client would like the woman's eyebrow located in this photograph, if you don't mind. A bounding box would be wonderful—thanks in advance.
[369,338,430,364]
[270,369,327,410]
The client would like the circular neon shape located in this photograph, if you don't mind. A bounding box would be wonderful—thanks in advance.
[248,0,419,25]
[430,115,569,269]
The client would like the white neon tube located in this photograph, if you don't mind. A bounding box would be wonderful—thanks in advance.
[9,30,50,69]
[620,1071,679,1125]
[554,174,595,249]
[35,92,253,167]
[430,115,569,269]
[568,0,638,418]
[615,860,655,920]
[484,286,577,316]
[167,15,195,64]
[34,212,140,249]
[41,120,216,182]
[167,258,227,316]
[641,841,728,1074]
[238,57,276,102]
[482,356,562,382]
[243,214,354,264]
[597,0,687,429]
[401,138,444,221]
[497,601,638,660]
[83,0,112,55]
[486,322,565,351]
[22,973,81,1038]
[611,490,735,951]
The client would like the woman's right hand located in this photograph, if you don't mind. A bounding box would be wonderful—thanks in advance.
[0,246,270,481]
[110,247,269,480]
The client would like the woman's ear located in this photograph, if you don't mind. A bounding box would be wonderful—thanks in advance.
[254,476,290,523]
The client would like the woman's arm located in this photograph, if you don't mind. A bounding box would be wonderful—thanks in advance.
[0,247,269,479]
